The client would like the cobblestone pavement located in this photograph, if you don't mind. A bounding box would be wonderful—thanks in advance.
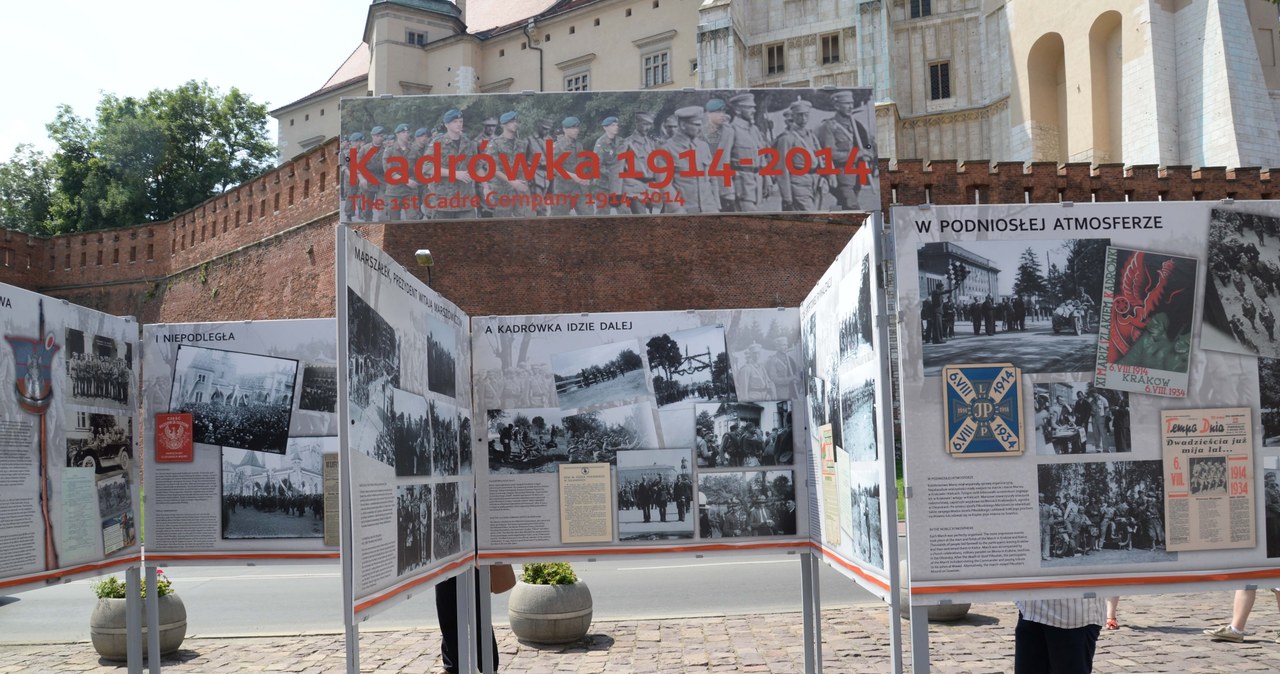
[2,591,1277,673]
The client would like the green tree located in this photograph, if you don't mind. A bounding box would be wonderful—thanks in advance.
[0,144,56,234]
[646,334,682,381]
[1013,247,1047,298]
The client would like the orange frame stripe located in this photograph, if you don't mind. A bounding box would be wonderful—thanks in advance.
[911,568,1280,595]
[0,554,143,590]
[476,540,806,560]
[145,552,340,561]
[354,557,473,614]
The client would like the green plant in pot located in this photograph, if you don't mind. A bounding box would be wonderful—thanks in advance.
[89,570,187,661]
[507,562,593,644]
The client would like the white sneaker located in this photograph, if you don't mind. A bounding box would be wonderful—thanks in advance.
[1203,625,1245,643]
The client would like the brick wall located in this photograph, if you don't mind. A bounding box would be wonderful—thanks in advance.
[6,137,1278,321]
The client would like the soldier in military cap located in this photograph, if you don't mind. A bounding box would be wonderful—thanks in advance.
[593,116,623,214]
[727,93,770,212]
[525,117,557,214]
[701,98,736,212]
[551,116,591,215]
[361,126,388,219]
[342,131,365,221]
[659,106,719,214]
[485,111,533,218]
[817,89,877,211]
[411,128,432,218]
[473,117,502,218]
[660,115,679,140]
[380,123,419,221]
[773,100,821,212]
[427,109,477,220]
[619,112,658,214]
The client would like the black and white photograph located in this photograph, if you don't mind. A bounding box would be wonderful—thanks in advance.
[100,510,137,555]
[1189,457,1228,495]
[96,472,132,521]
[475,361,557,410]
[1031,382,1131,455]
[298,363,337,413]
[458,412,473,476]
[698,470,797,539]
[552,339,650,412]
[396,484,432,575]
[486,408,567,474]
[562,402,660,464]
[1265,459,1278,558]
[837,252,875,364]
[646,326,735,408]
[1202,208,1280,358]
[1261,358,1280,446]
[430,398,459,477]
[64,327,132,408]
[220,439,328,539]
[726,314,802,401]
[65,411,133,474]
[169,345,298,454]
[433,481,461,559]
[392,388,431,476]
[347,288,401,466]
[426,316,458,398]
[1036,460,1174,567]
[847,465,884,569]
[617,448,695,541]
[694,400,793,468]
[916,238,1110,377]
[460,486,474,554]
[839,365,877,463]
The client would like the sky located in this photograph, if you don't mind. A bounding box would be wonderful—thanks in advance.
[0,0,373,157]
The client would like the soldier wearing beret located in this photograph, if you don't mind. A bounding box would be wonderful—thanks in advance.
[659,106,719,214]
[773,100,821,211]
[817,89,877,211]
[381,123,419,221]
[701,98,737,212]
[593,116,623,214]
[524,117,557,214]
[427,109,478,220]
[551,116,592,215]
[411,128,432,218]
[727,94,770,211]
[360,126,388,220]
[620,112,659,214]
[485,111,533,218]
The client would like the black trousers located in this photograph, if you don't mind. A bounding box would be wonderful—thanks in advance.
[435,572,500,673]
[1014,614,1100,674]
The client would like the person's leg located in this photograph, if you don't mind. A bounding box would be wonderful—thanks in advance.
[1105,597,1120,630]
[1013,615,1050,674]
[1231,588,1258,631]
[435,576,460,673]
[1041,623,1101,674]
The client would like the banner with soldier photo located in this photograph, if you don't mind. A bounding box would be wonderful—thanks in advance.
[471,308,807,559]
[0,282,141,594]
[141,320,340,565]
[339,88,878,223]
[893,201,1280,605]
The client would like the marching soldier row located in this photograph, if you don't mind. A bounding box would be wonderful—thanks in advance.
[340,91,876,221]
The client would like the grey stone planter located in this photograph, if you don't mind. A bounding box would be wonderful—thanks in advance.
[89,593,187,661]
[507,581,593,644]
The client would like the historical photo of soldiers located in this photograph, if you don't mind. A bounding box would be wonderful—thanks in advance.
[1031,381,1131,455]
[646,325,735,408]
[917,238,1109,377]
[460,485,474,553]
[475,360,556,411]
[847,466,884,570]
[1202,209,1280,358]
[426,316,458,398]
[486,407,566,474]
[698,470,797,539]
[839,363,878,463]
[563,402,661,464]
[65,411,133,473]
[429,398,459,477]
[694,400,793,468]
[298,363,337,413]
[433,481,461,560]
[727,327,802,403]
[391,388,431,476]
[617,448,695,541]
[396,484,432,575]
[1265,460,1279,558]
[1037,460,1175,567]
[346,288,401,467]
[97,472,136,554]
[339,87,879,223]
[837,252,875,364]
[551,339,650,412]
[1188,457,1229,495]
[64,328,132,409]
[220,439,328,539]
[169,345,298,455]
[1259,358,1280,446]
[458,411,473,476]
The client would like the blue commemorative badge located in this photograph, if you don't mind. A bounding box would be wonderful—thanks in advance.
[942,363,1023,457]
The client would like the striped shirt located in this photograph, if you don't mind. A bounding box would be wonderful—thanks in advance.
[1015,598,1104,629]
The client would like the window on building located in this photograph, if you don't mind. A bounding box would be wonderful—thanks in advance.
[594,18,600,26]
[303,179,310,199]
[626,8,632,17]
[821,34,840,64]
[910,0,931,18]
[96,250,103,266]
[570,26,576,35]
[289,119,294,127]
[544,34,551,42]
[407,30,426,46]
[147,243,154,260]
[929,61,951,100]
[113,249,119,264]
[565,72,590,91]
[766,43,785,75]
[130,246,136,263]
[320,108,324,116]
[273,193,280,212]
[320,172,327,192]
[643,51,671,88]
[499,49,505,57]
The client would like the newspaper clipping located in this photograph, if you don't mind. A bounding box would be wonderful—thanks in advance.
[1161,407,1255,552]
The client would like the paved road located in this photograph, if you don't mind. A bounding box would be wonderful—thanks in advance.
[922,318,1097,376]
